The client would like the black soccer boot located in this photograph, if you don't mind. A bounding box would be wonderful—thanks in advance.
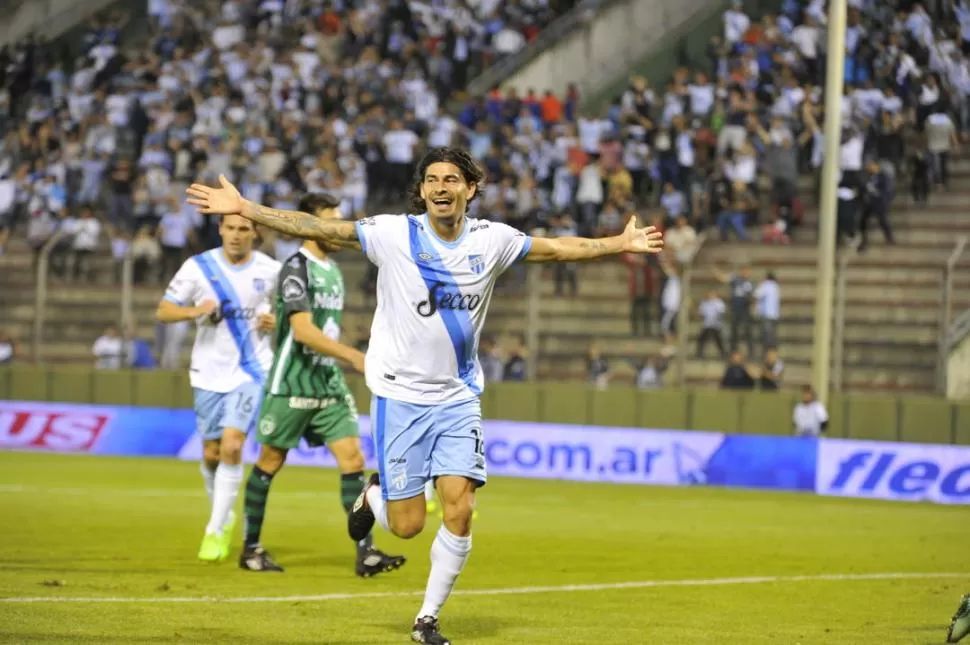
[355,546,406,578]
[348,472,380,542]
[238,546,284,572]
[411,616,451,645]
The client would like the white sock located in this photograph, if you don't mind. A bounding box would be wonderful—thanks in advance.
[200,461,216,503]
[417,526,472,620]
[424,480,435,501]
[205,463,243,535]
[365,484,390,532]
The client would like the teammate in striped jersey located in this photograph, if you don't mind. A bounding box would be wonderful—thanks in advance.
[240,193,405,577]
[155,215,281,562]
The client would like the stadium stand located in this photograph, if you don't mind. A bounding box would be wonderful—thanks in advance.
[2,0,970,394]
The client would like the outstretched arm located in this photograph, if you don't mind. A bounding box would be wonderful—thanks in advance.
[525,235,624,262]
[185,174,361,250]
[238,200,362,251]
[524,215,663,263]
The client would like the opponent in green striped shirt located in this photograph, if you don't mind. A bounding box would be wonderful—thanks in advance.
[240,193,405,578]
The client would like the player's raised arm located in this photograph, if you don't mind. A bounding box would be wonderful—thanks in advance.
[185,175,361,251]
[524,214,664,263]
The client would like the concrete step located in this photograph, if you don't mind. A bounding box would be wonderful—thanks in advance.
[540,275,955,303]
[542,319,940,345]
[536,354,935,390]
[6,294,948,339]
[538,335,935,368]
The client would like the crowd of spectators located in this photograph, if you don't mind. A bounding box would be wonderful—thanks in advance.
[0,0,575,267]
[2,0,969,380]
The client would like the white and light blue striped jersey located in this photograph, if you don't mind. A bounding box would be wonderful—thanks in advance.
[356,213,532,404]
[164,248,281,393]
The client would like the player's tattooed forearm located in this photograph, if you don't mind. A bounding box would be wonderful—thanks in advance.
[241,203,358,243]
[577,239,609,252]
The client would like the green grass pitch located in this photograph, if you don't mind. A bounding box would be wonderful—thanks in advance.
[0,451,967,644]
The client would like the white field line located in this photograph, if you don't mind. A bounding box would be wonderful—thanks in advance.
[0,484,322,499]
[0,572,965,604]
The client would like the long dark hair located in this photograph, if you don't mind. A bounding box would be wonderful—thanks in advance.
[408,147,485,214]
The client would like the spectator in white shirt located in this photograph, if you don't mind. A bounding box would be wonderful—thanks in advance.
[659,259,681,344]
[130,225,162,285]
[755,271,781,352]
[791,16,820,80]
[72,207,102,282]
[0,330,15,364]
[258,139,287,184]
[688,72,716,118]
[697,290,727,359]
[575,162,604,237]
[793,386,828,437]
[93,325,125,369]
[723,0,751,45]
[383,120,421,198]
[660,182,686,221]
[664,215,698,265]
[925,109,959,188]
[159,198,192,280]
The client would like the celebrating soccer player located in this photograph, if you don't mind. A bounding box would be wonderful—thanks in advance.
[155,215,281,563]
[240,192,405,578]
[187,147,663,644]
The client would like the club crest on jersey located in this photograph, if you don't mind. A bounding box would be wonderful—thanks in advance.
[252,278,267,293]
[417,252,433,262]
[468,254,484,274]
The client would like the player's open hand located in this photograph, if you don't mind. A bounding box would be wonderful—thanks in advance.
[619,215,664,254]
[186,174,244,215]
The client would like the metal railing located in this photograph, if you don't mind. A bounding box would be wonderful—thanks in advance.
[675,234,709,388]
[525,263,541,381]
[937,236,969,394]
[831,239,860,393]
[119,247,136,348]
[31,230,65,363]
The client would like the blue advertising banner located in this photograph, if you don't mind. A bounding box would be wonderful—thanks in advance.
[0,400,965,503]
[815,438,970,505]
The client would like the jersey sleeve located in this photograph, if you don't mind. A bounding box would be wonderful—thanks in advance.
[354,214,403,266]
[164,259,201,306]
[277,255,312,318]
[490,222,533,273]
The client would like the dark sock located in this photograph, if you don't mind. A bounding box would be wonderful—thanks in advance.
[341,471,373,553]
[243,466,275,550]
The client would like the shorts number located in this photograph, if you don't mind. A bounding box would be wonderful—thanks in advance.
[234,393,254,414]
[471,426,484,458]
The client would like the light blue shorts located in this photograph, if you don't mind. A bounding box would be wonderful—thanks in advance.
[192,382,264,442]
[372,395,486,501]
